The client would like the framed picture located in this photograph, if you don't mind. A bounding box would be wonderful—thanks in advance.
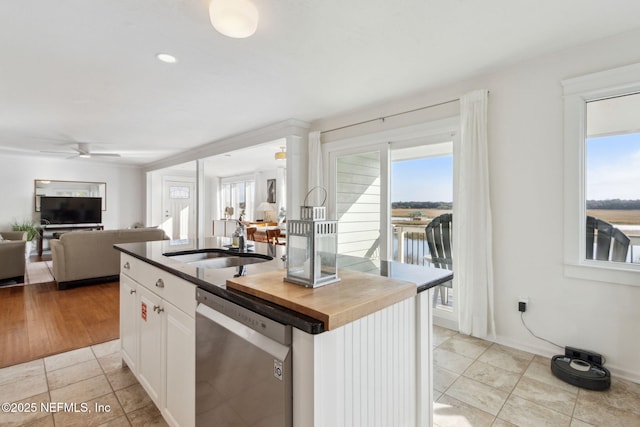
[267,179,276,203]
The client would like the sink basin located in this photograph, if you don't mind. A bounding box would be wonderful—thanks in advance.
[163,248,273,269]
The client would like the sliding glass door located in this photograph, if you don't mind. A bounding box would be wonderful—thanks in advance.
[326,120,458,326]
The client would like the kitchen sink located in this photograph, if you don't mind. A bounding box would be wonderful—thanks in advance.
[163,248,273,269]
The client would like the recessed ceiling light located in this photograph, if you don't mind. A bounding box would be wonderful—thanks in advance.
[156,53,177,64]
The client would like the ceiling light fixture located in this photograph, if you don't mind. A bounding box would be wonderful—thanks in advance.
[275,146,286,160]
[209,0,259,39]
[156,53,177,64]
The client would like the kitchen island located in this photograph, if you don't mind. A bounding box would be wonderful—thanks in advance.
[115,237,452,427]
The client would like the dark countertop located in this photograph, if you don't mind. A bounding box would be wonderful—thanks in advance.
[115,237,453,334]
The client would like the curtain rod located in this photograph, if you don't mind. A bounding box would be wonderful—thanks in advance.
[320,97,460,135]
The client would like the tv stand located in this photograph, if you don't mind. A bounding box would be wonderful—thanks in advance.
[38,224,104,256]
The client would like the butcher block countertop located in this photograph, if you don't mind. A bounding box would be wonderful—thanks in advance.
[226,269,417,330]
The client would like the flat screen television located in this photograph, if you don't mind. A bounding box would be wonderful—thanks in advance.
[40,196,102,225]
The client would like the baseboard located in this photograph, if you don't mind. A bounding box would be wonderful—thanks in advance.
[0,276,25,287]
[57,275,120,290]
[433,316,457,330]
[492,335,640,385]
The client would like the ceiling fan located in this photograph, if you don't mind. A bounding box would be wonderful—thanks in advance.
[41,142,121,159]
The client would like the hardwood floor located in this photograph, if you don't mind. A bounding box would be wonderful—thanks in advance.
[0,280,119,368]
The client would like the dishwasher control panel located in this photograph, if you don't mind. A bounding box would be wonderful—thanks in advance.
[196,288,291,345]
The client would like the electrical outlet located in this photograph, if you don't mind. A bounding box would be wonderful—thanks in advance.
[518,297,529,313]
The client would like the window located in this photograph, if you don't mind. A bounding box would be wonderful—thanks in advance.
[169,186,190,199]
[562,63,640,285]
[586,95,640,264]
[221,178,255,221]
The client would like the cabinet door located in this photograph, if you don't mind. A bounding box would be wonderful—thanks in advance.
[137,285,164,407]
[119,275,138,372]
[164,302,195,427]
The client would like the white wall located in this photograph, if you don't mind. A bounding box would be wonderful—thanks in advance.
[0,154,144,232]
[311,28,640,382]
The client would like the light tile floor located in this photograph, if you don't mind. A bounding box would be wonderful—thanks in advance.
[432,325,640,427]
[0,339,167,427]
[3,330,640,426]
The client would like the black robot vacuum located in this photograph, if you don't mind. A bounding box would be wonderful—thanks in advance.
[550,346,611,391]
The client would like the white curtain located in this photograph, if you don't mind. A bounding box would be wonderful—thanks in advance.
[454,89,495,337]
[308,131,324,205]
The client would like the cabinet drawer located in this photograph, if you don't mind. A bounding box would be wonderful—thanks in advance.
[121,254,196,316]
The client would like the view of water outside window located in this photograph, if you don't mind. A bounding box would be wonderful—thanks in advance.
[586,92,640,264]
[586,132,640,263]
[391,153,453,306]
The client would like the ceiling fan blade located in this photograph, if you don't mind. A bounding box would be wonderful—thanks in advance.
[91,153,121,157]
[40,149,75,154]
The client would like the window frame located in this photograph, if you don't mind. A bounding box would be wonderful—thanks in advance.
[562,62,640,286]
[220,174,256,221]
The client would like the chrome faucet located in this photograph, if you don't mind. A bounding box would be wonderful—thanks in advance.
[234,220,247,252]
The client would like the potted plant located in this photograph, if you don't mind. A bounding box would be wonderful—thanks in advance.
[12,219,40,259]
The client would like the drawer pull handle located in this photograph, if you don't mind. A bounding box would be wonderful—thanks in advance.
[129,289,136,295]
[153,305,164,313]
[155,278,165,288]
[123,262,131,270]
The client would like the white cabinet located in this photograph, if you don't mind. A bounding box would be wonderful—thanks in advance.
[164,303,195,427]
[119,254,195,427]
[137,284,163,405]
[119,275,138,372]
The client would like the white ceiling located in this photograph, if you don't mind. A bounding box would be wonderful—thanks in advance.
[2,0,640,167]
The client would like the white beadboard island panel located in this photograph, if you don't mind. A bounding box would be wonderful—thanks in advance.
[293,293,432,426]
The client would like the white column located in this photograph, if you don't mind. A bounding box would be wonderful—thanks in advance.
[286,134,307,219]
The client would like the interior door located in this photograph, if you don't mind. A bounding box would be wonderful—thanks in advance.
[162,179,196,240]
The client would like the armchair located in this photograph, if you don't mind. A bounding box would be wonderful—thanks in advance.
[586,216,630,262]
[424,213,453,305]
[0,231,27,283]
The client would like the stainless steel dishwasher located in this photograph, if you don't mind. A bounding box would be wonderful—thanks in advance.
[195,288,292,427]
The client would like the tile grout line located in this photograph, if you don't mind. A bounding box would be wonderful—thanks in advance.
[491,355,534,425]
[433,328,615,427]
[36,343,126,427]
[90,342,132,426]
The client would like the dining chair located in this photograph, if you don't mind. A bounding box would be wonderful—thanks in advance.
[586,216,630,262]
[265,228,285,245]
[246,227,257,241]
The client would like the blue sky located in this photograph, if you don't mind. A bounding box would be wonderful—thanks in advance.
[391,155,453,202]
[586,133,640,200]
[390,133,640,203]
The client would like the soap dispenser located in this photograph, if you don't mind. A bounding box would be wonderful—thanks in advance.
[232,226,241,248]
